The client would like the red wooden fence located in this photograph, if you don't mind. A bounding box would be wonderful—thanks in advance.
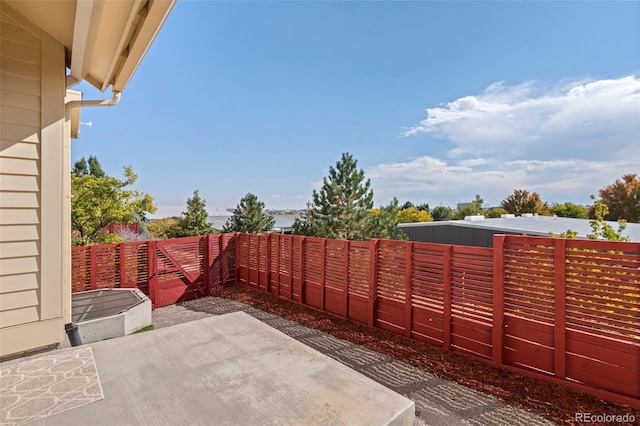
[494,235,639,409]
[71,234,236,306]
[234,233,639,409]
[71,233,639,409]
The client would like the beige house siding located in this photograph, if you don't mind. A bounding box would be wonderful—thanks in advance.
[0,3,68,357]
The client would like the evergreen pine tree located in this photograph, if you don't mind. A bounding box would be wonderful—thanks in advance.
[175,190,213,236]
[222,193,275,234]
[88,155,106,177]
[293,152,374,240]
[72,157,88,176]
[72,155,106,177]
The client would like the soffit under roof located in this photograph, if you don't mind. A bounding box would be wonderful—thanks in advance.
[4,0,174,92]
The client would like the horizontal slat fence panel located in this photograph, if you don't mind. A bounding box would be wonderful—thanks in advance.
[72,232,639,409]
[303,237,324,309]
[451,246,493,359]
[236,233,249,286]
[71,246,90,292]
[72,234,235,308]
[94,244,119,290]
[121,242,148,293]
[410,243,446,346]
[347,241,369,324]
[495,235,639,407]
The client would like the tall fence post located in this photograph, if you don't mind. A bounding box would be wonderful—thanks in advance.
[275,234,280,295]
[265,234,272,294]
[320,238,326,310]
[118,242,126,288]
[344,240,350,318]
[289,236,294,301]
[90,245,97,290]
[404,241,413,338]
[203,235,211,295]
[297,236,305,304]
[247,233,251,287]
[492,235,506,366]
[368,239,379,328]
[553,238,567,379]
[443,245,452,351]
[234,233,240,284]
[217,234,229,287]
[255,234,261,290]
[147,240,158,308]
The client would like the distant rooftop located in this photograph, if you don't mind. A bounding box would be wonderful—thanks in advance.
[398,215,640,242]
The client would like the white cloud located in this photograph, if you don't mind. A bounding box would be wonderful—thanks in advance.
[403,76,640,161]
[369,76,640,208]
[367,156,636,208]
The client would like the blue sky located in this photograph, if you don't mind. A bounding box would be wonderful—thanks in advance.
[71,1,640,218]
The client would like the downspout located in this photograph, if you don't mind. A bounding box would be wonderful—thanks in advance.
[65,90,121,114]
[63,89,121,347]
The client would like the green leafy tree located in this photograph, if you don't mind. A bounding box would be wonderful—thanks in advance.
[596,174,640,223]
[452,198,485,220]
[71,162,156,245]
[485,207,508,218]
[147,217,180,239]
[431,205,453,221]
[588,198,629,241]
[549,229,579,239]
[501,189,550,216]
[173,190,214,237]
[550,202,588,219]
[552,199,628,241]
[222,193,275,234]
[293,153,374,240]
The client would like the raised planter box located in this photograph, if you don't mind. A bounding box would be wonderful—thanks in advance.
[62,289,152,347]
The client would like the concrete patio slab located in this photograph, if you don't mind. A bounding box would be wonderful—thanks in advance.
[164,296,557,426]
[28,312,414,426]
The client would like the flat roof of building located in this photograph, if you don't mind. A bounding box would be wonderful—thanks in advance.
[398,215,640,242]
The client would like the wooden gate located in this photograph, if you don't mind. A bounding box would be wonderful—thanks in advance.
[153,237,205,307]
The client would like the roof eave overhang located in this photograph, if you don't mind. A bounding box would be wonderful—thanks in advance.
[110,0,175,92]
[69,0,175,93]
[69,0,103,83]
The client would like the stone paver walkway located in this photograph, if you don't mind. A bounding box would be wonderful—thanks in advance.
[153,296,557,426]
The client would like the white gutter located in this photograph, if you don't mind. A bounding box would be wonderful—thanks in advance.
[65,90,122,114]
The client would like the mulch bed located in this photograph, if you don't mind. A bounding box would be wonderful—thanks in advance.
[216,285,639,426]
